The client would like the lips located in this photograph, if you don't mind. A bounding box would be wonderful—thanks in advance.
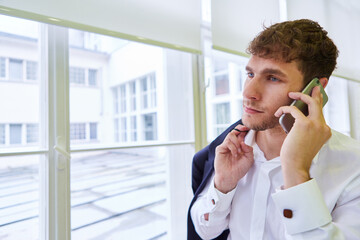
[244,105,264,114]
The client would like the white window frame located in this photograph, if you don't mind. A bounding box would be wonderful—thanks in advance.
[0,18,197,240]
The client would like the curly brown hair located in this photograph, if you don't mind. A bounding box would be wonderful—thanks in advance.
[247,19,339,83]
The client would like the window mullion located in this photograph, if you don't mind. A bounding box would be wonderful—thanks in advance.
[46,25,71,240]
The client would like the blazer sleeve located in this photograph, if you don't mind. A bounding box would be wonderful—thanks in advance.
[191,145,210,194]
[187,119,243,240]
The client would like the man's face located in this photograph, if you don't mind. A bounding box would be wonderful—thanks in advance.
[242,55,304,131]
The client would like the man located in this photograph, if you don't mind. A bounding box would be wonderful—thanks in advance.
[188,19,360,240]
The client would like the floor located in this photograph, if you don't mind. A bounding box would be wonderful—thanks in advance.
[0,149,168,240]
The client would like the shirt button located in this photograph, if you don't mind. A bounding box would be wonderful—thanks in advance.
[211,199,215,205]
[283,209,293,218]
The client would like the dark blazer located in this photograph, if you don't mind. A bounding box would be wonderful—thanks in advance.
[187,119,243,240]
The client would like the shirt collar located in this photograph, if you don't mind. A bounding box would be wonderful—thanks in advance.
[244,129,321,165]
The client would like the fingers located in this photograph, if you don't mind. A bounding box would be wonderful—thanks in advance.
[217,124,250,157]
[275,86,324,119]
[274,105,307,120]
[233,124,249,141]
[240,141,253,153]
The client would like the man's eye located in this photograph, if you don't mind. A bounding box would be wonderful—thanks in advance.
[269,76,280,82]
[247,72,254,78]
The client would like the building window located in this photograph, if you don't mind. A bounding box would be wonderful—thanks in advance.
[70,123,86,140]
[141,73,157,109]
[214,102,230,136]
[149,74,156,108]
[0,57,5,78]
[215,74,229,95]
[143,113,157,141]
[130,81,136,112]
[26,123,39,143]
[114,119,119,142]
[120,85,127,113]
[130,116,137,141]
[213,58,228,72]
[88,69,97,86]
[0,124,5,144]
[113,72,158,143]
[9,124,22,144]
[9,58,23,81]
[113,88,119,114]
[120,117,127,141]
[70,67,85,84]
[89,122,97,140]
[26,61,38,81]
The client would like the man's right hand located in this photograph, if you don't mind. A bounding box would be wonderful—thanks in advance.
[214,124,254,194]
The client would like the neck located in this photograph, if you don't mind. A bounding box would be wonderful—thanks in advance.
[255,125,287,160]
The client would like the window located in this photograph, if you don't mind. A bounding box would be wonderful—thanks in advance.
[70,67,85,84]
[9,58,23,81]
[130,81,136,112]
[130,116,137,141]
[215,74,229,95]
[26,123,39,143]
[0,124,5,144]
[205,50,248,141]
[113,72,158,143]
[26,61,38,81]
[70,123,86,140]
[120,85,127,113]
[0,57,5,78]
[141,77,148,109]
[9,124,22,144]
[140,73,157,110]
[150,74,156,108]
[120,117,127,141]
[2,14,195,240]
[89,122,97,140]
[88,69,97,86]
[113,88,119,114]
[143,113,157,140]
[114,119,119,142]
[214,103,230,136]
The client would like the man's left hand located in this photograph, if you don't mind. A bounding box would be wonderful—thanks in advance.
[275,86,332,189]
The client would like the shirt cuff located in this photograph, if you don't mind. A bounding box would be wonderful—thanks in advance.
[271,179,332,235]
[206,178,237,212]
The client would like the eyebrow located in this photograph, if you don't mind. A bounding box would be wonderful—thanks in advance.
[245,66,287,78]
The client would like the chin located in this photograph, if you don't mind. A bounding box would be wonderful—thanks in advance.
[242,115,278,131]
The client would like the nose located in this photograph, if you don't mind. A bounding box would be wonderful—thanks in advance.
[243,77,261,101]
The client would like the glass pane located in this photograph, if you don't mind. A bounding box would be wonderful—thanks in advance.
[70,67,86,84]
[70,123,86,141]
[0,155,41,240]
[70,29,193,147]
[0,124,5,144]
[120,85,127,113]
[215,74,229,95]
[9,124,22,145]
[0,57,6,78]
[71,148,167,239]
[69,28,194,240]
[0,15,43,150]
[9,59,23,81]
[88,69,97,86]
[89,123,97,140]
[26,124,39,144]
[130,81,136,112]
[143,113,157,141]
[205,49,248,141]
[26,61,38,81]
[215,103,230,124]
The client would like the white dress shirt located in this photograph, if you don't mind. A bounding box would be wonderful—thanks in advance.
[190,129,360,240]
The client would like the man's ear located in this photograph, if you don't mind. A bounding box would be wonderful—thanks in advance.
[319,77,328,89]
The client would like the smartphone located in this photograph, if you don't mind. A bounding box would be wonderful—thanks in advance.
[279,78,328,134]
